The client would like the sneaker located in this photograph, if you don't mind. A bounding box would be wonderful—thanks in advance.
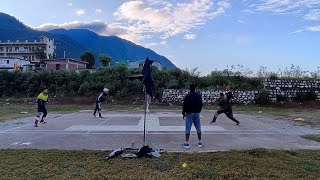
[99,116,104,119]
[40,120,46,124]
[181,143,190,149]
[236,122,241,126]
[198,142,203,147]
[93,114,96,118]
[34,124,38,127]
[209,121,215,124]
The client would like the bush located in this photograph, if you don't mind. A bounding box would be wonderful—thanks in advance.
[276,94,287,102]
[256,89,269,105]
[295,91,317,102]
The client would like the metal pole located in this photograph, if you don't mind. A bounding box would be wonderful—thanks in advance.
[143,85,147,146]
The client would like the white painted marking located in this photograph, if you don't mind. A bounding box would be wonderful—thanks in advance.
[10,142,20,145]
[2,131,284,135]
[86,117,111,133]
[65,125,225,132]
[21,142,32,146]
[0,124,31,134]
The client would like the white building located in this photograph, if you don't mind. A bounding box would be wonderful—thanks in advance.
[0,57,29,70]
[0,36,55,62]
[127,60,163,70]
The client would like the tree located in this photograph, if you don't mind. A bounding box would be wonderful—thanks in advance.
[80,51,95,69]
[99,54,112,67]
[35,48,47,62]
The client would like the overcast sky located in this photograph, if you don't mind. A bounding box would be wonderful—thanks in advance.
[1,0,320,75]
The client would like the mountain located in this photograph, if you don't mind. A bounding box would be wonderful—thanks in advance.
[0,13,176,68]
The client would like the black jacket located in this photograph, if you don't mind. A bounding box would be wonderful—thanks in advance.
[96,93,106,103]
[182,91,203,114]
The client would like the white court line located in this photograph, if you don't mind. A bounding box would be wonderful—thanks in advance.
[86,117,111,134]
[0,124,31,134]
[2,131,284,135]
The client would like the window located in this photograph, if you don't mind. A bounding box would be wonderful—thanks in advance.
[0,47,3,52]
[56,64,60,70]
[15,47,19,51]
[49,45,50,48]
[6,60,9,64]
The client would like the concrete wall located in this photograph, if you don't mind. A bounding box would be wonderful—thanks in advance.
[264,79,320,102]
[162,79,320,104]
[162,89,258,105]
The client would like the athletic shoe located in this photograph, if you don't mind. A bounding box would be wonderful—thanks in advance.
[34,124,38,127]
[236,122,241,126]
[209,121,215,124]
[198,142,203,147]
[99,116,104,119]
[40,120,46,124]
[93,114,96,118]
[181,143,190,149]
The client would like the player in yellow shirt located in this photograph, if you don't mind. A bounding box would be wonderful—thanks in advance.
[34,88,49,127]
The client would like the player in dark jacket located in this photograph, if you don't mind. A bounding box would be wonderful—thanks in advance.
[181,84,203,149]
[210,92,240,125]
[93,88,109,118]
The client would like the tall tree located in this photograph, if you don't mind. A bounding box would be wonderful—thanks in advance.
[35,48,47,62]
[80,51,95,68]
[99,54,112,67]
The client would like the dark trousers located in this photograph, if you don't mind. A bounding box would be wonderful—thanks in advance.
[94,101,101,115]
[214,108,239,124]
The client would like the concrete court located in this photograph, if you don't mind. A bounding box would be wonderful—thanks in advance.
[0,110,320,152]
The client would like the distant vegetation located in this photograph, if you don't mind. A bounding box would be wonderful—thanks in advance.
[1,64,320,102]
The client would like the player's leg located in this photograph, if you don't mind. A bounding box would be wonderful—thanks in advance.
[225,111,240,125]
[98,102,103,118]
[93,101,99,117]
[34,112,43,127]
[193,113,203,147]
[210,110,223,124]
[40,108,47,123]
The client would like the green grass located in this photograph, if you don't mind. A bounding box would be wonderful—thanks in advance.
[302,135,320,143]
[0,149,319,179]
[232,106,292,117]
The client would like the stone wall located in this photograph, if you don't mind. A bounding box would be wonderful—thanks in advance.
[264,79,320,102]
[162,89,258,105]
[162,79,320,104]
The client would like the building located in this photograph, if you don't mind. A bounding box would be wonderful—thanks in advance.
[127,60,163,70]
[0,36,55,62]
[0,57,29,70]
[44,58,87,71]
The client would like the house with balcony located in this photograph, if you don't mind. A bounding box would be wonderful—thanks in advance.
[0,36,55,62]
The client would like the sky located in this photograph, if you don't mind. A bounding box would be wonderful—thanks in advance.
[1,0,320,75]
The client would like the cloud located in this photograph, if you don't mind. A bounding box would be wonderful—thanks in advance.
[37,0,230,44]
[113,0,230,40]
[184,33,197,40]
[243,0,320,15]
[67,2,72,7]
[291,25,320,33]
[306,25,320,31]
[237,16,248,23]
[75,9,85,16]
[95,9,103,14]
[36,20,143,43]
[304,9,320,20]
[145,41,167,47]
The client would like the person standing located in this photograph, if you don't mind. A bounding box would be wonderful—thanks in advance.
[182,84,203,149]
[93,88,109,118]
[210,92,240,125]
[34,88,49,127]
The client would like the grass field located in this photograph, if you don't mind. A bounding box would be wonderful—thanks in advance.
[0,149,319,179]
